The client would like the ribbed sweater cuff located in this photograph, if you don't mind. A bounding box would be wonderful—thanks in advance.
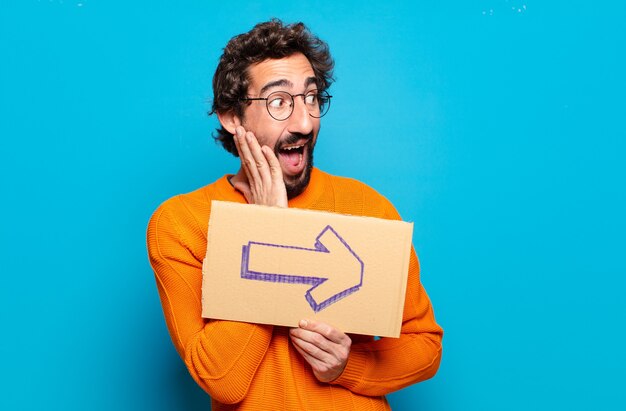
[330,349,368,390]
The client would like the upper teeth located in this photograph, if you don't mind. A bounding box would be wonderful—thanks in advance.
[283,144,303,151]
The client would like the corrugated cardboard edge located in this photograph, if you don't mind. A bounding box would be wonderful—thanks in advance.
[389,222,413,338]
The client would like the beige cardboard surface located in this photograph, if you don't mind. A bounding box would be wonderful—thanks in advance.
[201,201,413,337]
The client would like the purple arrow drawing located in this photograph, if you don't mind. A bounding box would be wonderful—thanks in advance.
[240,225,364,312]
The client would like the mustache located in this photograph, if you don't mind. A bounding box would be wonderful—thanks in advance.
[274,132,314,152]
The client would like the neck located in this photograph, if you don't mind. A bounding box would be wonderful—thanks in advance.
[230,168,247,188]
[229,167,320,203]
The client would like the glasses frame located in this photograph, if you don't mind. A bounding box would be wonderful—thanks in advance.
[241,89,332,121]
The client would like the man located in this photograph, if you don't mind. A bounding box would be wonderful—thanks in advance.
[147,19,442,410]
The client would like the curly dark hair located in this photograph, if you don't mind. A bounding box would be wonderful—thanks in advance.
[209,19,334,156]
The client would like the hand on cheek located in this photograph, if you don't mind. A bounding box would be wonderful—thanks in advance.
[232,126,288,207]
[289,319,351,383]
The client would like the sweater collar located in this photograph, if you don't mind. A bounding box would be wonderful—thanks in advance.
[213,167,327,208]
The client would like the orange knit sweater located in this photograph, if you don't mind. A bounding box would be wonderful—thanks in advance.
[147,168,443,410]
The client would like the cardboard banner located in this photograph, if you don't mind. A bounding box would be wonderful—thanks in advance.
[202,201,413,337]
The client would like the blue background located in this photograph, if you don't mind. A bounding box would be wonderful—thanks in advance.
[1,1,625,410]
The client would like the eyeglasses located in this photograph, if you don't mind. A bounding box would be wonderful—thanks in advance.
[241,89,332,121]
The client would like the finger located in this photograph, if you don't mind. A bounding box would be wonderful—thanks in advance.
[292,339,325,369]
[291,338,314,362]
[233,127,243,156]
[233,126,246,159]
[245,132,273,186]
[236,128,262,185]
[298,319,347,345]
[290,333,332,364]
[261,145,283,184]
[261,145,288,207]
[291,338,326,372]
[233,130,257,202]
[233,127,254,186]
[290,326,333,356]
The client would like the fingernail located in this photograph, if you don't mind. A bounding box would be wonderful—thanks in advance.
[299,319,308,328]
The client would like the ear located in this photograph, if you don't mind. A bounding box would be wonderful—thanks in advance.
[217,110,242,135]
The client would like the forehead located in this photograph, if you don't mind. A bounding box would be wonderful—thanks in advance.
[247,53,315,94]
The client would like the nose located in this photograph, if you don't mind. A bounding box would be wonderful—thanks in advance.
[287,95,315,135]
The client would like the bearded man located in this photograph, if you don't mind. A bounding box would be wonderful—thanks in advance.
[147,19,443,411]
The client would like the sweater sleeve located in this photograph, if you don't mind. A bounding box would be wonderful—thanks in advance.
[330,198,443,396]
[146,199,273,404]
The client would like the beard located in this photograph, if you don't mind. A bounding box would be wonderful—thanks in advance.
[274,132,315,199]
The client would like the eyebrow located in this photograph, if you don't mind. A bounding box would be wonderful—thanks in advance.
[259,76,319,96]
[259,79,293,96]
[304,76,317,88]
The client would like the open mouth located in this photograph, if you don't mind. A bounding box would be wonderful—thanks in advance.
[277,142,307,175]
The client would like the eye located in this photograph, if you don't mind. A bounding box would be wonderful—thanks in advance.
[304,92,318,106]
[267,91,292,110]
[268,96,286,109]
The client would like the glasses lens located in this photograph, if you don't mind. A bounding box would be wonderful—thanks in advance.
[310,91,331,118]
[266,91,293,121]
